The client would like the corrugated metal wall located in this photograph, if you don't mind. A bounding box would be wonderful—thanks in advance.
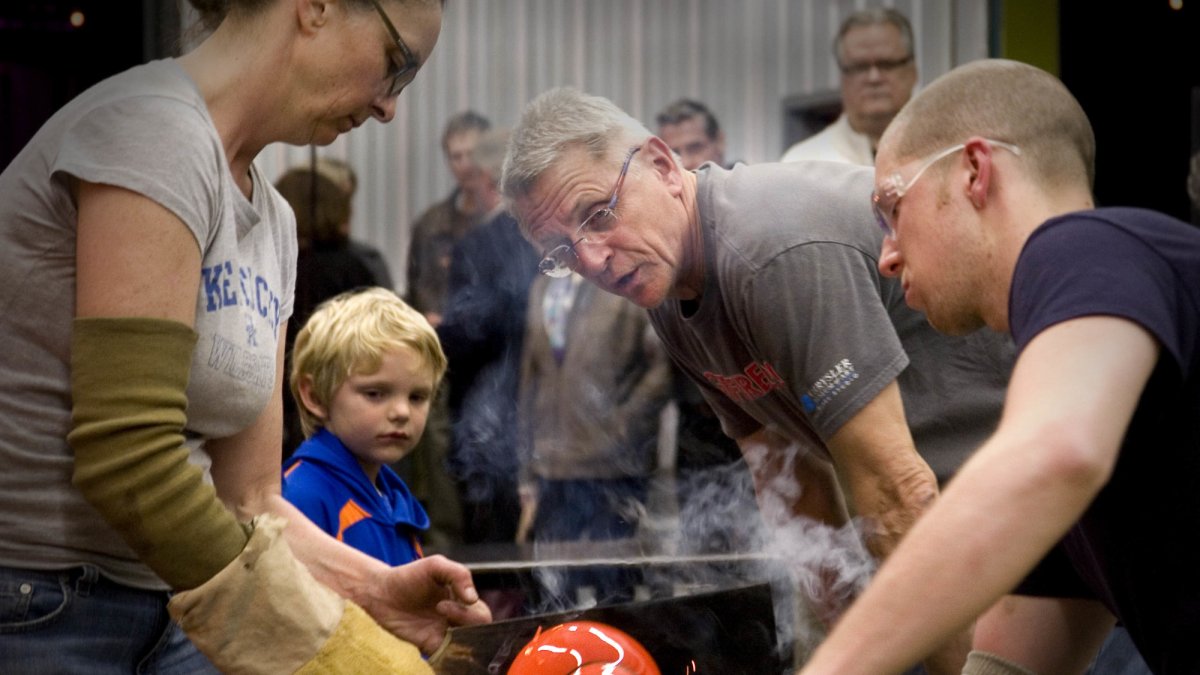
[254,0,990,293]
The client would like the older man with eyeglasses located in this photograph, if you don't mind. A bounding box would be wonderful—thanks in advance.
[781,7,918,166]
[501,86,1018,674]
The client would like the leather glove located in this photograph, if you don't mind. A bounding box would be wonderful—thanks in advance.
[169,515,432,675]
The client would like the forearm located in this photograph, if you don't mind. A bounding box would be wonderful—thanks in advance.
[843,453,937,560]
[818,381,938,560]
[69,318,249,589]
[801,435,1103,674]
[834,456,970,675]
[211,446,393,614]
[806,319,1156,674]
[206,403,392,614]
[250,492,491,656]
[265,493,391,609]
[850,458,966,675]
[739,429,849,528]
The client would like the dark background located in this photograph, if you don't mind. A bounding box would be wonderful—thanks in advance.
[2,1,1198,223]
[0,0,178,169]
[1059,0,1199,224]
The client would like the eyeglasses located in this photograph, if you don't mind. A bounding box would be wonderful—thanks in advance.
[538,146,642,278]
[839,55,913,77]
[367,0,419,97]
[871,139,1021,239]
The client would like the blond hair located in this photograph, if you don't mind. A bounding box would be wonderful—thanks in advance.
[289,287,447,437]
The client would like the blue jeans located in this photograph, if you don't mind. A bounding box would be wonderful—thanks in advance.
[0,564,218,674]
[1086,626,1152,675]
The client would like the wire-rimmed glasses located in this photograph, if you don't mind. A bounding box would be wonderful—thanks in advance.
[538,146,642,278]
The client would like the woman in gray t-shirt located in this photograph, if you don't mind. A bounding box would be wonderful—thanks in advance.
[0,1,489,672]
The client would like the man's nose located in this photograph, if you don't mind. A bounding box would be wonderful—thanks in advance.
[371,94,397,123]
[573,241,609,275]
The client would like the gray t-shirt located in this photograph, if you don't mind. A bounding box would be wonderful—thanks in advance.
[648,161,1013,481]
[0,59,296,589]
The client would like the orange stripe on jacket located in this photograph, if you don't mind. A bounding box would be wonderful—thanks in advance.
[336,499,372,542]
[283,461,303,479]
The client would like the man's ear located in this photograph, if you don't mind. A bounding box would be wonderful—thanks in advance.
[643,136,685,195]
[297,0,333,34]
[963,137,994,210]
[296,375,329,421]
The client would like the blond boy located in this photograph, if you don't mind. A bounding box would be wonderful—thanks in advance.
[284,287,446,565]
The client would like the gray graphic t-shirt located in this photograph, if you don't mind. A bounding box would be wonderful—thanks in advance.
[649,161,1012,480]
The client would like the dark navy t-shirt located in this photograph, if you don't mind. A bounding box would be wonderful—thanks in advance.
[1009,207,1200,674]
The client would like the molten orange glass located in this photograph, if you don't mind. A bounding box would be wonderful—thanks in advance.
[507,620,661,675]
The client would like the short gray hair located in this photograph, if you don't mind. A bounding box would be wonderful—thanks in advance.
[834,8,914,66]
[501,87,651,203]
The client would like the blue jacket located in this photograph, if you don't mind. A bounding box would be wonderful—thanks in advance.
[282,429,430,565]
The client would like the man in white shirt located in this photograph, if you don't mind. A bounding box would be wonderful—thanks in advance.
[780,8,917,166]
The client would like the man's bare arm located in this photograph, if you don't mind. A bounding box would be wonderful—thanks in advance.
[799,317,1159,674]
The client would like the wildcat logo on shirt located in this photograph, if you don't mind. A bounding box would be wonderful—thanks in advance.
[704,361,785,402]
[800,358,859,413]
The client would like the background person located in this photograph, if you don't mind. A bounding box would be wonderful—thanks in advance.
[800,58,1191,675]
[276,165,382,459]
[405,109,493,328]
[515,271,673,611]
[399,109,493,552]
[0,1,490,673]
[284,288,442,567]
[314,156,396,290]
[654,98,729,170]
[438,128,539,558]
[501,87,1015,673]
[780,8,917,165]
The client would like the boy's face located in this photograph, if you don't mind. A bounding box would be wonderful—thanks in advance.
[318,345,435,479]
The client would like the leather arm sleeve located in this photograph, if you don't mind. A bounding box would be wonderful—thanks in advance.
[68,317,248,590]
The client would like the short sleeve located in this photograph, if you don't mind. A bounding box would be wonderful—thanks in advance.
[741,241,908,439]
[53,92,224,251]
[1011,218,1187,371]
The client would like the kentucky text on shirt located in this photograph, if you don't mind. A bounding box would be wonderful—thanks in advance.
[201,260,283,334]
